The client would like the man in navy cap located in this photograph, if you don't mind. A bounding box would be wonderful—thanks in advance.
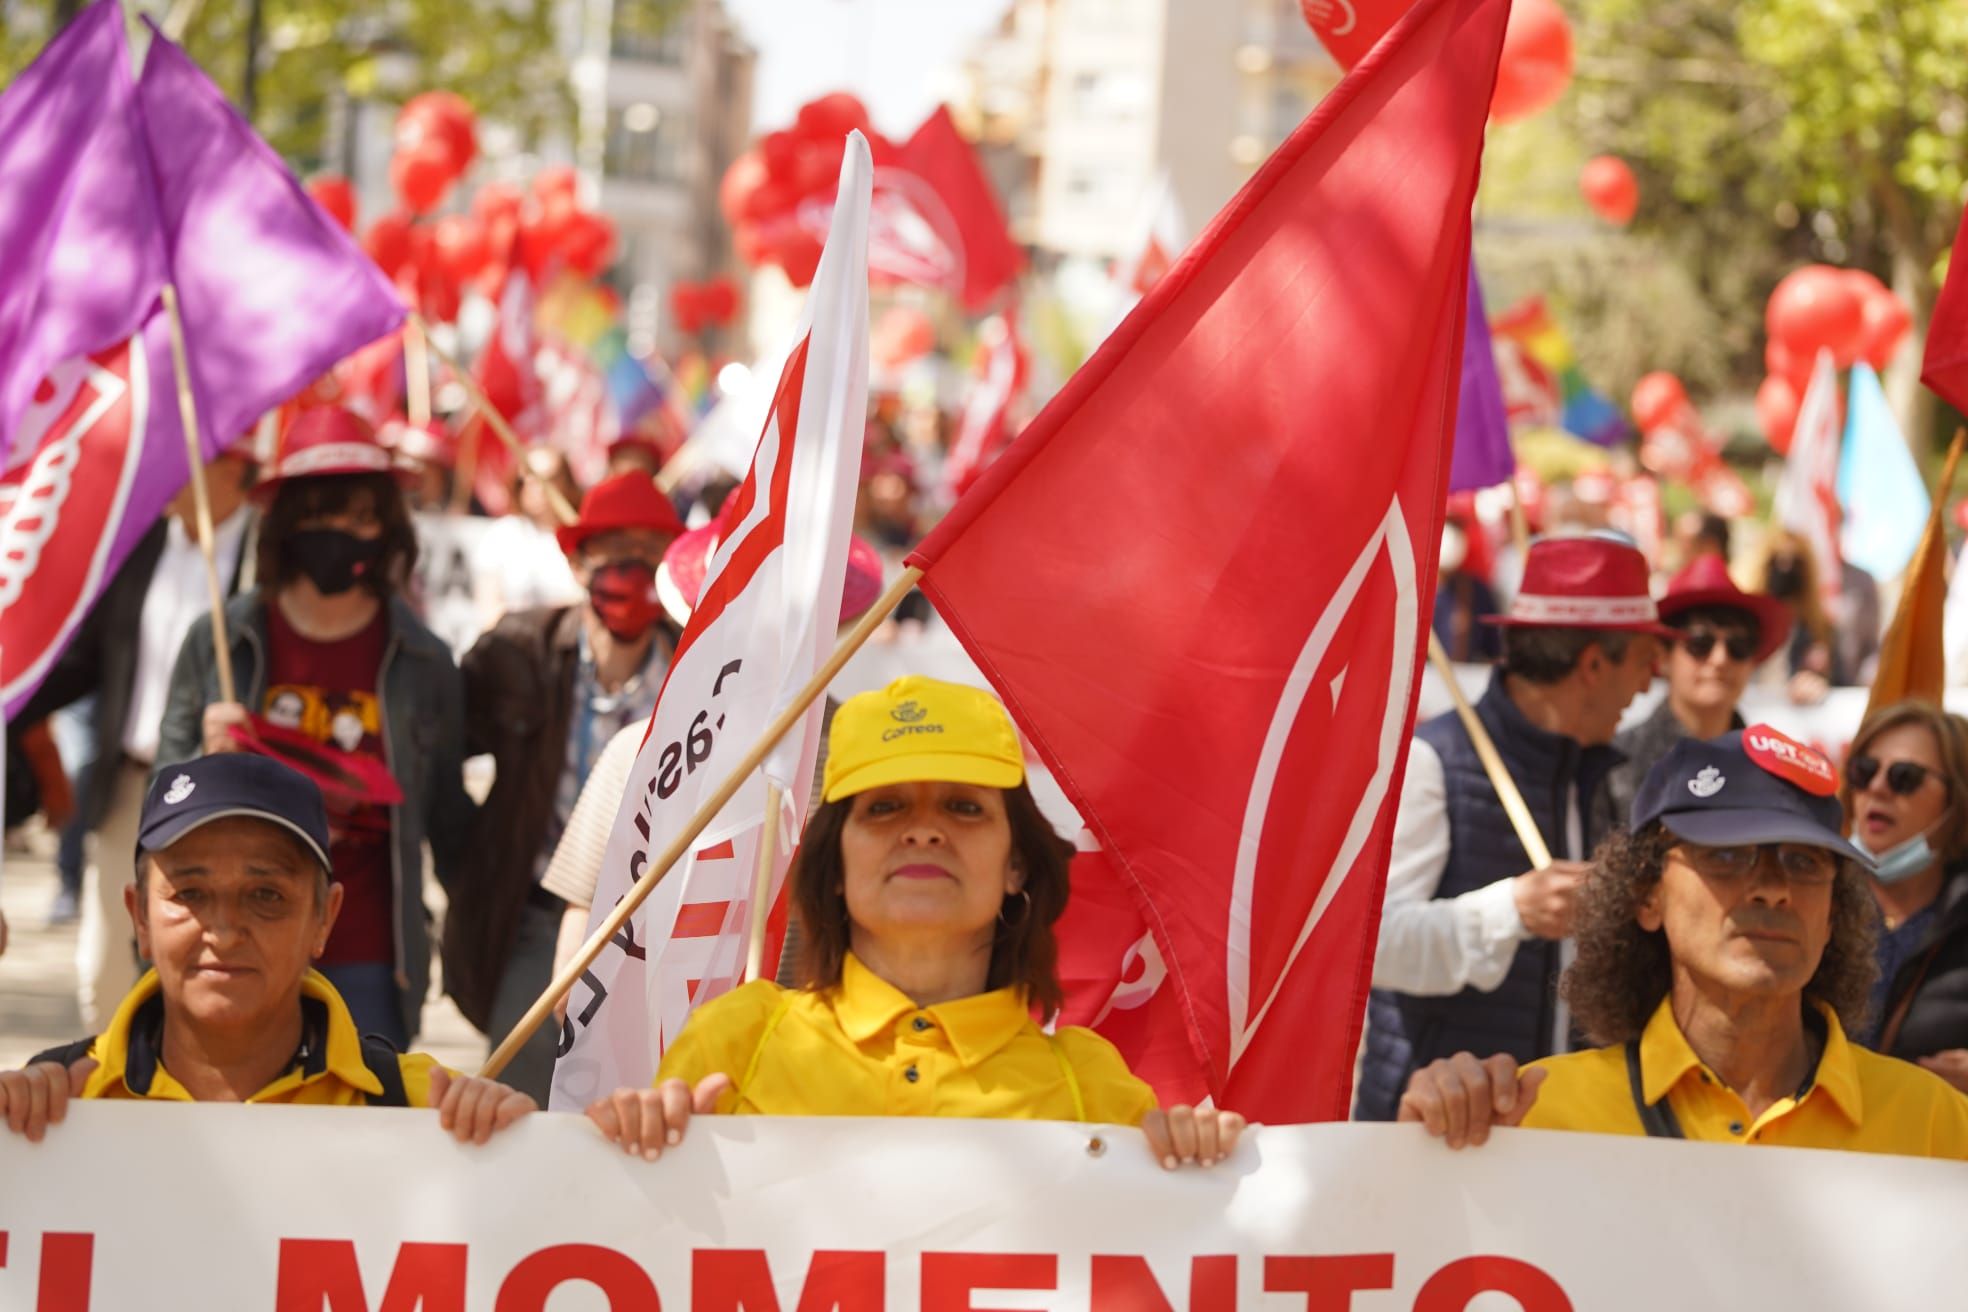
[1398,726,1968,1156]
[0,754,532,1142]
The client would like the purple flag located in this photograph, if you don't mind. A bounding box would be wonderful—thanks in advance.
[2,16,405,718]
[1448,268,1513,492]
[0,1,167,461]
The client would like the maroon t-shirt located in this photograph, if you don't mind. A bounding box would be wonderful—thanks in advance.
[261,603,394,966]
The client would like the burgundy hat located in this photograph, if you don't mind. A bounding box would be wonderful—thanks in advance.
[1657,553,1793,663]
[656,511,883,628]
[255,406,399,500]
[556,471,687,556]
[1485,535,1675,636]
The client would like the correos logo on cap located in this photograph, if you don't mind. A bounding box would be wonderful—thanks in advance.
[163,774,195,805]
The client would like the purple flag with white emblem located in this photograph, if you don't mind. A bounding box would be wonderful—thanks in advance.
[1,6,403,717]
[1448,269,1513,492]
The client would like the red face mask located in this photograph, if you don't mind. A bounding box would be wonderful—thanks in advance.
[587,561,664,640]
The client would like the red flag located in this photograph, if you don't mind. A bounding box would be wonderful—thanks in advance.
[907,0,1508,1124]
[940,308,1028,501]
[1924,206,1968,412]
[891,106,1022,312]
[466,271,537,514]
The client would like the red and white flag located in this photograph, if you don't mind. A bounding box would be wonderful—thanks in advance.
[548,135,872,1110]
[907,0,1508,1125]
[1775,348,1843,604]
[1113,171,1187,303]
[940,308,1027,502]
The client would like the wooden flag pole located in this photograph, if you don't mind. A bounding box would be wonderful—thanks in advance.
[1426,629,1553,869]
[411,313,578,526]
[742,781,785,984]
[403,317,433,429]
[160,283,238,705]
[479,566,922,1078]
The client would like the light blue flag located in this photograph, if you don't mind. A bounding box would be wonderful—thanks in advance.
[1837,363,1929,580]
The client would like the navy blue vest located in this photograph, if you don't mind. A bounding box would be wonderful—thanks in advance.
[1354,671,1621,1120]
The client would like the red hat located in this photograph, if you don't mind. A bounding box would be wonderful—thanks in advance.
[1658,553,1793,663]
[1485,535,1675,636]
[655,510,882,628]
[556,471,686,556]
[256,406,398,499]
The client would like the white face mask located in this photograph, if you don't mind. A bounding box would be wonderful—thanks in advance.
[1854,816,1949,885]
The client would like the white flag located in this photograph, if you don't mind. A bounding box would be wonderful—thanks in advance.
[548,135,873,1110]
[1774,348,1843,604]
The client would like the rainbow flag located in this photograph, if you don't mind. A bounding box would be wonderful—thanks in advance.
[1491,296,1626,447]
[534,273,673,437]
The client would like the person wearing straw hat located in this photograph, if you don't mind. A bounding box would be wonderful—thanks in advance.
[448,471,684,1102]
[154,405,474,1051]
[2,754,531,1142]
[1606,554,1793,822]
[581,677,1247,1169]
[1355,535,1670,1121]
[1398,727,1968,1157]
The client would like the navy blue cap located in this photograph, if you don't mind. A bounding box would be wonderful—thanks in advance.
[137,754,332,871]
[1631,726,1872,868]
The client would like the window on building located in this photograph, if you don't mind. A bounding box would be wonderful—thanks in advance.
[613,0,691,64]
[605,106,690,185]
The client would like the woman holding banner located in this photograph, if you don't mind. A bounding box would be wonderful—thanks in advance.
[584,676,1247,1168]
[1843,702,1968,1092]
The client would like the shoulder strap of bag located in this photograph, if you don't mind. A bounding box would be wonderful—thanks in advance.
[1625,1040,1685,1139]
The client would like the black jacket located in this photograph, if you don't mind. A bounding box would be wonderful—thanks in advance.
[1881,869,1968,1063]
[15,517,253,828]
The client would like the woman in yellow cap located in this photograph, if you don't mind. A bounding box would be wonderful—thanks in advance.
[585,676,1246,1168]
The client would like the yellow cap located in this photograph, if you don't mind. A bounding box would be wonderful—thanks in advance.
[822,676,1025,803]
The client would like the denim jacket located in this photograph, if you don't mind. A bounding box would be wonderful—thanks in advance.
[155,591,476,1040]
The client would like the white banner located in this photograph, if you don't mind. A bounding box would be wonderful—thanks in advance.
[3,1107,1964,1309]
[549,134,872,1111]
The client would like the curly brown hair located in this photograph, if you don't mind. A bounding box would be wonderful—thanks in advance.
[791,782,1074,1019]
[1562,822,1879,1044]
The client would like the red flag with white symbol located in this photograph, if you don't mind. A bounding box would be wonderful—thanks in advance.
[907,0,1509,1123]
[548,135,871,1110]
[940,308,1028,502]
[1773,349,1844,605]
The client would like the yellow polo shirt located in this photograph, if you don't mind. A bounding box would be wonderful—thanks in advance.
[1523,997,1968,1158]
[657,953,1157,1124]
[73,969,442,1107]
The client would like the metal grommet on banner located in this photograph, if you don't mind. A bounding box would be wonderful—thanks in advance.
[1085,1135,1107,1158]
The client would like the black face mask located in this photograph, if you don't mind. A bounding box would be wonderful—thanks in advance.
[285,528,385,596]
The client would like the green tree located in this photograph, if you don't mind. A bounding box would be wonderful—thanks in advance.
[2,0,572,170]
[1568,0,1968,439]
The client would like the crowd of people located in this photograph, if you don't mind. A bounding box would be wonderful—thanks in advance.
[4,400,1968,1170]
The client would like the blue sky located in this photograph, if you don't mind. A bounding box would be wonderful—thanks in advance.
[723,0,1010,136]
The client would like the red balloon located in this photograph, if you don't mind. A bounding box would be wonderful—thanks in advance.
[1490,0,1573,123]
[306,174,356,233]
[533,165,579,209]
[672,283,706,335]
[1767,265,1865,368]
[702,275,740,325]
[560,211,617,278]
[390,140,455,215]
[788,135,841,200]
[432,213,490,281]
[760,130,800,178]
[795,92,871,143]
[1765,338,1809,389]
[1579,156,1638,226]
[472,181,524,226]
[397,91,477,177]
[775,238,822,288]
[362,211,415,280]
[1630,371,1689,434]
[719,150,769,226]
[1757,374,1801,455]
[734,222,770,268]
[1858,284,1913,369]
[872,305,935,369]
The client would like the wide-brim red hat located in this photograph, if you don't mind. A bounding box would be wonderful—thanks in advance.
[1657,552,1793,663]
[1483,533,1676,637]
[254,405,403,500]
[655,512,883,628]
[556,470,687,556]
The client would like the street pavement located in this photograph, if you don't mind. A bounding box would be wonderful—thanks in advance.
[0,832,484,1073]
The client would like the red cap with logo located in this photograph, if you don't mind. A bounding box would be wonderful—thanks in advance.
[555,471,686,556]
[255,405,398,500]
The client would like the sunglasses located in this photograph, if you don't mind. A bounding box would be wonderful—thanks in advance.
[1673,842,1839,886]
[1678,628,1755,663]
[1847,755,1941,797]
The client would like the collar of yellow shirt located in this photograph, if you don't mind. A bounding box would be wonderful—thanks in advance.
[832,952,1031,1067]
[82,968,422,1104]
[1633,994,1861,1136]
